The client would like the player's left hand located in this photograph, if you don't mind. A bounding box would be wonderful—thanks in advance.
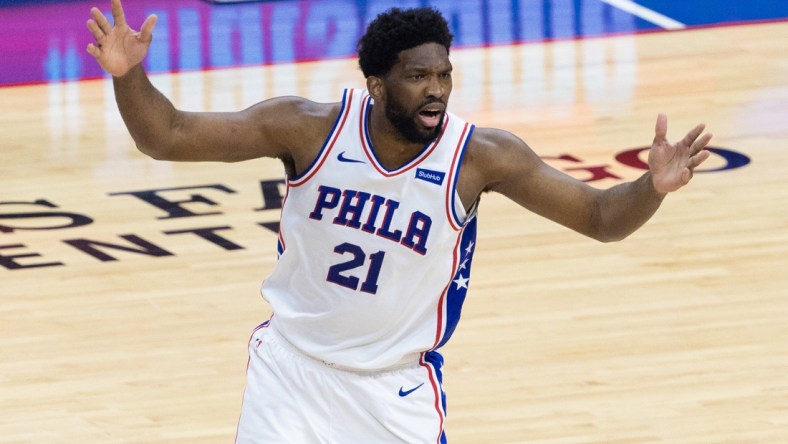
[648,113,713,193]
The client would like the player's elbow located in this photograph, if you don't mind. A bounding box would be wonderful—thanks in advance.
[135,140,173,161]
[590,219,644,243]
[587,210,633,243]
[134,124,187,161]
[594,230,629,243]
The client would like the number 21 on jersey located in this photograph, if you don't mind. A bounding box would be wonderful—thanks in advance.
[326,242,385,294]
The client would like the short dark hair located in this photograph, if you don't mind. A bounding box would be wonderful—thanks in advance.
[357,7,453,78]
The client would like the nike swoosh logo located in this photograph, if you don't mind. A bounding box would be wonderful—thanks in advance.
[337,151,365,164]
[398,383,425,397]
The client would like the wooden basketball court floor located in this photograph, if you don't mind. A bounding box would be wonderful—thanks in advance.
[1,5,788,444]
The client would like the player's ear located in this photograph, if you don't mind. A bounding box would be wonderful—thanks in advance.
[367,75,385,101]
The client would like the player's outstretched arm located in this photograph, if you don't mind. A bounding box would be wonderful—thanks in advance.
[86,0,335,164]
[470,115,712,242]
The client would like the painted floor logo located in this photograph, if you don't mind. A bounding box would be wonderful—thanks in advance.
[0,146,750,272]
[543,146,750,183]
[615,146,750,172]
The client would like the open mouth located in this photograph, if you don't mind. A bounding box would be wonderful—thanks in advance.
[417,107,444,128]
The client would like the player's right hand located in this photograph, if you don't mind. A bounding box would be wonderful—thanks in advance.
[86,0,157,77]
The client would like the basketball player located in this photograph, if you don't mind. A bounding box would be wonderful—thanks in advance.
[86,0,712,442]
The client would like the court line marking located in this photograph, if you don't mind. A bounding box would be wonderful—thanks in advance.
[600,0,687,30]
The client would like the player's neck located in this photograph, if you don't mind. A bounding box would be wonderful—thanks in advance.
[367,106,426,170]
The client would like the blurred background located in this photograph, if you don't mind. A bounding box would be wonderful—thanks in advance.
[3,0,787,87]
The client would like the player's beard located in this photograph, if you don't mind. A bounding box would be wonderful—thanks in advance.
[385,97,445,145]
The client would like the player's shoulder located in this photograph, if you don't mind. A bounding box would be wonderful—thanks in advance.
[461,126,542,186]
[466,127,537,162]
[246,95,344,148]
[468,127,523,149]
[250,95,342,125]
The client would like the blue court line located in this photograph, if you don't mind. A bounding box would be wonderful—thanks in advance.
[600,0,685,29]
[631,0,788,27]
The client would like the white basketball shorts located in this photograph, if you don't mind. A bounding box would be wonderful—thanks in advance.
[235,321,448,443]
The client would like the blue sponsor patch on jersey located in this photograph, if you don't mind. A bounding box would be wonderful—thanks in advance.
[415,168,446,186]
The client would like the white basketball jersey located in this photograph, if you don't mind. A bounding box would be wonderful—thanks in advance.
[260,89,478,370]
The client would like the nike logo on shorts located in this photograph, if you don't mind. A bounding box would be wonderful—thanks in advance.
[398,383,425,397]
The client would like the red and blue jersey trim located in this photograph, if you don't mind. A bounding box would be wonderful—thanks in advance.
[444,122,475,231]
[288,88,354,187]
[277,89,353,254]
[420,350,447,444]
[358,94,449,177]
[432,213,478,350]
